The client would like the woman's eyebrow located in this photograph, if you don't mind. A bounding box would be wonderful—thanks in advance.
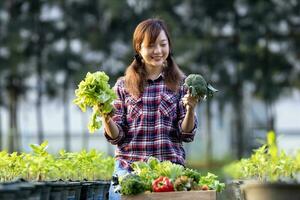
[160,39,168,42]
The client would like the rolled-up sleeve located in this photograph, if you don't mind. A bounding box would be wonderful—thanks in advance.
[178,117,197,142]
[104,79,127,145]
[177,83,198,143]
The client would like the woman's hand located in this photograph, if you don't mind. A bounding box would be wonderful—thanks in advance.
[181,89,200,133]
[97,103,119,139]
[97,103,115,120]
[182,89,200,111]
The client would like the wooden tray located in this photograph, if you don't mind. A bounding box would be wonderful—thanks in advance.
[121,190,216,200]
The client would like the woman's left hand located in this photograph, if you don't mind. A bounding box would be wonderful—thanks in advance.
[182,90,200,111]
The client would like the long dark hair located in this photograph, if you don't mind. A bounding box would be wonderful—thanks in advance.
[124,18,184,98]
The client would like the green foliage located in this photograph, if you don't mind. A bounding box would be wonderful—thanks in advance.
[73,71,117,133]
[0,141,115,182]
[223,131,299,182]
[0,151,26,182]
[60,149,115,181]
[25,141,56,181]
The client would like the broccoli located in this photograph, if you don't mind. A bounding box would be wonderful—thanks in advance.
[184,74,218,99]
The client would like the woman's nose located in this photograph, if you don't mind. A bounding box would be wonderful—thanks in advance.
[153,45,161,54]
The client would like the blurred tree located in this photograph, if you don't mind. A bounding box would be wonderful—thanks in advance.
[26,0,47,145]
[0,78,3,150]
[0,0,33,152]
[0,0,5,149]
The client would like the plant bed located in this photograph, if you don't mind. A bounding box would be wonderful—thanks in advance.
[121,190,216,200]
[240,181,300,200]
[0,142,115,200]
[223,131,300,200]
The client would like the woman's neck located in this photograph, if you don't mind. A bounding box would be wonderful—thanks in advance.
[145,64,163,80]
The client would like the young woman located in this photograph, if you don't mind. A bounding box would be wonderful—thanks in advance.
[102,18,199,199]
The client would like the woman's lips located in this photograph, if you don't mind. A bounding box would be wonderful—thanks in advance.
[152,56,163,61]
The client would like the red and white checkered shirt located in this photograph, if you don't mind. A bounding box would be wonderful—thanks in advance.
[104,74,197,170]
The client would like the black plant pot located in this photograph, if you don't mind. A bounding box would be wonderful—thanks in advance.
[90,180,110,200]
[0,180,52,200]
[65,181,82,200]
[0,180,43,200]
[32,182,51,200]
[0,182,19,200]
[80,182,93,200]
[46,181,69,200]
[16,181,42,200]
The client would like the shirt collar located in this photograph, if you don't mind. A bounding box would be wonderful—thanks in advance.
[147,72,164,83]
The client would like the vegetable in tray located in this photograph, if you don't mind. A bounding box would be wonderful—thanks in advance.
[117,157,225,195]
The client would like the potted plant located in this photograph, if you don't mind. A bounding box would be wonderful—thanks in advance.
[76,149,113,200]
[0,141,115,200]
[56,149,114,200]
[223,131,300,200]
[0,150,47,200]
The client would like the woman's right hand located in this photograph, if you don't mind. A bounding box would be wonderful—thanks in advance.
[100,109,120,140]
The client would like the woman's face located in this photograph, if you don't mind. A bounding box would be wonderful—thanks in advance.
[139,30,170,69]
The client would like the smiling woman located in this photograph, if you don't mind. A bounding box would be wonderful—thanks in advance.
[98,18,200,200]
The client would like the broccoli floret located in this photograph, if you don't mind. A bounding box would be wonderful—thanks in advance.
[184,74,218,99]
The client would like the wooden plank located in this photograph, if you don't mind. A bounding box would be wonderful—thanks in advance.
[121,190,216,200]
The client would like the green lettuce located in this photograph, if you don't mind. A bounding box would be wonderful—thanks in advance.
[73,71,116,133]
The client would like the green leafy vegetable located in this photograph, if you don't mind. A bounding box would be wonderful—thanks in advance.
[73,71,117,133]
[183,168,201,183]
[156,160,185,182]
[184,74,218,99]
[119,173,147,195]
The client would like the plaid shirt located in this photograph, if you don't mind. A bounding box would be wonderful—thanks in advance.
[104,74,197,170]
